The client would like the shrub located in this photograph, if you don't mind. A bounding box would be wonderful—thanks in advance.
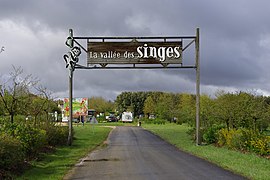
[217,128,229,147]
[143,118,166,125]
[0,134,25,178]
[14,125,47,157]
[0,123,18,135]
[143,118,154,124]
[217,128,246,149]
[217,128,241,148]
[44,126,69,146]
[249,136,270,156]
[202,124,225,144]
[186,127,196,141]
[217,128,270,156]
[176,118,184,125]
[240,128,259,149]
[186,127,205,142]
[153,118,166,125]
[230,130,246,150]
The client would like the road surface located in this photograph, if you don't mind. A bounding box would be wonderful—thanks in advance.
[65,126,247,180]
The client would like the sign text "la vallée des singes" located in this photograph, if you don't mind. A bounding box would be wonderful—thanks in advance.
[87,41,183,65]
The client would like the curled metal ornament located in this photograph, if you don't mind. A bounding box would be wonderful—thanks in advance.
[63,46,81,76]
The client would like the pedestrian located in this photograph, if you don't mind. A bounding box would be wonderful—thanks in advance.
[89,116,92,122]
[81,115,84,126]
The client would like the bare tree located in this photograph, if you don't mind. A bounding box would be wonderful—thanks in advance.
[33,85,54,124]
[0,66,38,123]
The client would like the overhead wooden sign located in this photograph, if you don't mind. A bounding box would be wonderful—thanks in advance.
[87,41,182,67]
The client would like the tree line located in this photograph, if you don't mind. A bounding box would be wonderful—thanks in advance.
[115,91,270,131]
[115,91,270,156]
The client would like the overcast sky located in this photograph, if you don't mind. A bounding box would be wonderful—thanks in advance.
[1,0,270,100]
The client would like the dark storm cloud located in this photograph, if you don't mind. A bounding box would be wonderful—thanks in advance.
[0,0,151,35]
[1,0,270,99]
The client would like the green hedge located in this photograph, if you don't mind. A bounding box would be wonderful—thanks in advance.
[43,126,69,146]
[0,134,25,179]
[14,125,47,157]
[0,122,71,178]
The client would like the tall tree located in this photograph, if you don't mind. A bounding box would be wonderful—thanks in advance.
[143,96,155,117]
[88,96,114,114]
[177,93,196,125]
[200,94,217,128]
[215,91,238,130]
[116,92,150,117]
[155,93,174,121]
[27,85,59,125]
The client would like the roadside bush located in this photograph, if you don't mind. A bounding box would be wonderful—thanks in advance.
[217,128,249,150]
[249,136,270,156]
[217,128,270,156]
[44,126,69,146]
[186,127,196,141]
[153,118,166,125]
[217,128,241,148]
[240,128,259,149]
[230,130,246,150]
[176,118,183,125]
[14,125,47,157]
[186,127,205,142]
[0,134,25,178]
[142,118,154,124]
[202,124,225,144]
[143,118,165,125]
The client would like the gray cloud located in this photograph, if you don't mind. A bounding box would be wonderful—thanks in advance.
[1,0,270,100]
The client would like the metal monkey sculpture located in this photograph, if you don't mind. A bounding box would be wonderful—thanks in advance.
[63,46,81,73]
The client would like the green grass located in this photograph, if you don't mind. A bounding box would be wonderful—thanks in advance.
[16,124,112,180]
[143,123,270,180]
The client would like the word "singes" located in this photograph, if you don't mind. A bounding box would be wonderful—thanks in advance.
[136,44,181,62]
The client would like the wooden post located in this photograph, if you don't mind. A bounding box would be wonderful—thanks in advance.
[67,29,73,146]
[195,28,201,145]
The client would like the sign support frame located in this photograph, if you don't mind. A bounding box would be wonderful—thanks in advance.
[195,28,201,145]
[64,28,201,145]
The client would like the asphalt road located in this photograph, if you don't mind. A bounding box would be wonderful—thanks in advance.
[65,126,247,180]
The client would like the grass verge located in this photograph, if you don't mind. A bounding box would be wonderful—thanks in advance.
[16,124,112,180]
[143,123,270,180]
